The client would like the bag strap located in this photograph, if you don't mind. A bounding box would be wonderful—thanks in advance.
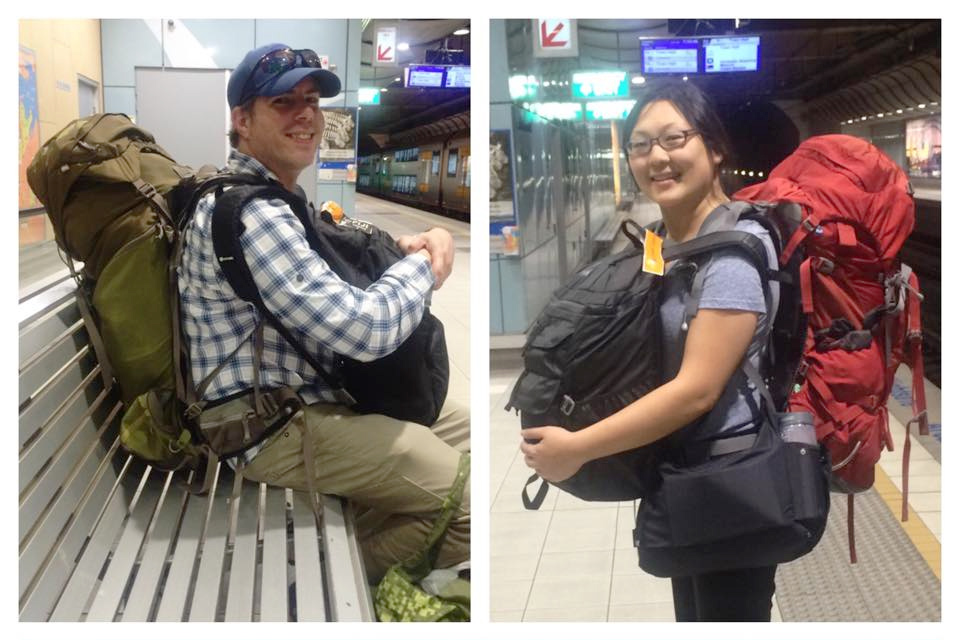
[208,183,357,406]
[402,453,470,582]
[521,473,551,510]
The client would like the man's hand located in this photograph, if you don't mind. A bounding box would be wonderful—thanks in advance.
[396,228,455,289]
[519,426,587,483]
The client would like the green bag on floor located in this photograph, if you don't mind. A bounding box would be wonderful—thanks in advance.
[375,453,470,622]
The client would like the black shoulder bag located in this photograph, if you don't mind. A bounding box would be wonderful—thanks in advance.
[210,183,449,426]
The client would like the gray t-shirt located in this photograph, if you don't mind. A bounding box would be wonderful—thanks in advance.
[660,219,779,442]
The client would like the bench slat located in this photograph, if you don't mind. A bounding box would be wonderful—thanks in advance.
[19,349,96,450]
[320,494,372,621]
[18,376,113,494]
[19,291,79,368]
[188,468,231,622]
[19,384,109,519]
[48,455,139,621]
[85,468,162,621]
[292,491,328,621]
[225,473,259,622]
[19,412,119,599]
[260,486,289,622]
[120,473,184,621]
[154,482,207,622]
[19,319,85,407]
[20,392,116,546]
[19,436,122,620]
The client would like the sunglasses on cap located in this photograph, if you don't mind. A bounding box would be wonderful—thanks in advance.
[239,48,325,104]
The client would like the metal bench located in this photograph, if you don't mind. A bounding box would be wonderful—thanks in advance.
[19,278,374,622]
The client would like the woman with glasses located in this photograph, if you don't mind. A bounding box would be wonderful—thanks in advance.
[521,80,780,621]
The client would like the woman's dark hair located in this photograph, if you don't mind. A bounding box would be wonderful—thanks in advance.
[621,79,734,169]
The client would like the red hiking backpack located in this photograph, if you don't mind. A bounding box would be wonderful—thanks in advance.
[735,134,928,560]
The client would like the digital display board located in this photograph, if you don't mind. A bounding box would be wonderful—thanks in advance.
[703,36,760,73]
[406,65,445,88]
[640,38,699,74]
[443,66,471,88]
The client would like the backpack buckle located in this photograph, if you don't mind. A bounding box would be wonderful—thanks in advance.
[184,402,205,420]
[815,257,835,274]
[560,395,576,416]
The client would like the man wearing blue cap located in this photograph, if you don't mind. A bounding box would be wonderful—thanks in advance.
[178,43,469,584]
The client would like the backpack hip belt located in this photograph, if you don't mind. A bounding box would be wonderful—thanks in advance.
[194,385,304,459]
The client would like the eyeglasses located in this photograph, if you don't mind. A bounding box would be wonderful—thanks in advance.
[625,129,700,157]
[240,48,324,104]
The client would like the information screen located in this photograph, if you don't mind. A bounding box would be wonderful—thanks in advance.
[406,65,445,88]
[444,66,471,88]
[640,39,699,74]
[703,36,760,73]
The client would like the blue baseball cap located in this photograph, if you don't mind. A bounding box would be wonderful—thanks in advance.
[227,43,341,108]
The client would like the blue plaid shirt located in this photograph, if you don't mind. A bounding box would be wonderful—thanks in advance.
[178,150,435,462]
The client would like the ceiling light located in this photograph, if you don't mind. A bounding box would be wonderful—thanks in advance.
[847,119,854,124]
[380,88,388,92]
[397,42,410,51]
[918,103,926,108]
[897,109,903,114]
[877,113,884,118]
[682,75,688,82]
[759,171,764,177]
[453,28,470,36]
[861,116,867,121]
[631,76,646,85]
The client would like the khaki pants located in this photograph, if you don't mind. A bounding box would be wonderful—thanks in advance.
[239,399,470,582]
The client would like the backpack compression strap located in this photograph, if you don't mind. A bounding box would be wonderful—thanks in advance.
[209,183,356,406]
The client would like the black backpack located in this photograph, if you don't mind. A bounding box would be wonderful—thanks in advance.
[210,183,450,427]
[507,201,807,509]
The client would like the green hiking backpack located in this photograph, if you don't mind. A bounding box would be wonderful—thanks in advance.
[25,113,285,476]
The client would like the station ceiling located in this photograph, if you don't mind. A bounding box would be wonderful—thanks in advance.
[357,19,470,153]
[505,19,940,121]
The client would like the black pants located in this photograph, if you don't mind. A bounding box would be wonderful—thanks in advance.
[671,565,777,621]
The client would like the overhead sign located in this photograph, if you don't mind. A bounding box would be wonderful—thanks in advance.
[585,100,637,121]
[533,19,578,58]
[523,101,583,121]
[374,27,396,67]
[572,71,628,99]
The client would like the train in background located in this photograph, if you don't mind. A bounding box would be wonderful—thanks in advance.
[357,133,470,221]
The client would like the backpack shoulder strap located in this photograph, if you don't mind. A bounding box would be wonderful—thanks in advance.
[208,183,354,404]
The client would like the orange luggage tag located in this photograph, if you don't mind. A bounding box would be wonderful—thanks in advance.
[642,229,665,276]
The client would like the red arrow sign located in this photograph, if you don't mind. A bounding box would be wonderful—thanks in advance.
[541,21,567,47]
[377,45,392,61]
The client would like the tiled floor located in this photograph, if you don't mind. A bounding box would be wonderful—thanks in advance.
[490,354,941,622]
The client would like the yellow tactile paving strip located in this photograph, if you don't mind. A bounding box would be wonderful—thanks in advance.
[873,466,941,579]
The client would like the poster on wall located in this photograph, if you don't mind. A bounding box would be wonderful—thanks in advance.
[20,45,41,211]
[490,130,519,255]
[906,115,941,179]
[316,107,358,181]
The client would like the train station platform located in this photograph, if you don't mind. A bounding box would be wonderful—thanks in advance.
[490,347,941,621]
